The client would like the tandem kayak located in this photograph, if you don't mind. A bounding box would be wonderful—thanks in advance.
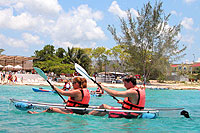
[10,98,159,119]
[32,88,56,93]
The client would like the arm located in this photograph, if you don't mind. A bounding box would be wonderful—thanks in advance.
[53,85,79,97]
[102,86,137,98]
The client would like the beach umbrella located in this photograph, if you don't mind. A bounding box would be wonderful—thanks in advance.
[5,65,13,68]
[14,65,22,69]
[0,65,3,70]
[5,65,13,71]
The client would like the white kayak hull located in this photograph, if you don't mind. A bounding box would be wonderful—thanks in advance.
[10,98,159,119]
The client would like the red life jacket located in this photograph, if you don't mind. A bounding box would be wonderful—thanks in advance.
[96,87,104,94]
[122,87,145,111]
[108,87,145,118]
[66,89,90,107]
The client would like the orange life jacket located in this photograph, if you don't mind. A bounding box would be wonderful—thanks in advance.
[122,86,145,110]
[66,89,90,107]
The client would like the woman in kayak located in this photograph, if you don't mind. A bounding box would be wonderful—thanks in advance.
[28,77,90,115]
[89,75,145,118]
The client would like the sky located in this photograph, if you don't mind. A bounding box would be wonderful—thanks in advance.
[0,0,200,64]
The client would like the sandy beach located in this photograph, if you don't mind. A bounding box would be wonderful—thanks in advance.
[1,79,200,90]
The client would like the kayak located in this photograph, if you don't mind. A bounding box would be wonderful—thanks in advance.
[10,98,190,118]
[32,88,56,93]
[10,98,160,119]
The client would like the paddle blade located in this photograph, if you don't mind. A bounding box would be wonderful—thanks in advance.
[33,67,48,80]
[75,63,90,79]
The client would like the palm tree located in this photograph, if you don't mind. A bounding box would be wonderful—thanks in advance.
[67,47,91,73]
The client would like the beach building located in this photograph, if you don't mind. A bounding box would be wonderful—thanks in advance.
[0,55,35,72]
[169,62,200,81]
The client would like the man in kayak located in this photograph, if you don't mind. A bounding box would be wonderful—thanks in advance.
[89,75,145,118]
[28,77,90,115]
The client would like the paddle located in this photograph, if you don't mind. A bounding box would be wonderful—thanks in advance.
[33,67,65,102]
[75,63,119,102]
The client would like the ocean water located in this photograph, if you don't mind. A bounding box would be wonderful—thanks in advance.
[0,85,199,132]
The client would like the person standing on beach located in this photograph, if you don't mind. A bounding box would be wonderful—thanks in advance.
[89,75,145,118]
[62,79,71,91]
[28,77,90,115]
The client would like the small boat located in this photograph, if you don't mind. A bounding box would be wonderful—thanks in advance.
[149,87,169,90]
[90,92,103,97]
[10,98,160,119]
[32,88,56,93]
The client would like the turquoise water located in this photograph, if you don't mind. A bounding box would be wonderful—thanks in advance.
[0,85,200,132]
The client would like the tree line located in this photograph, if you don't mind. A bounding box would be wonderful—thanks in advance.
[33,1,186,81]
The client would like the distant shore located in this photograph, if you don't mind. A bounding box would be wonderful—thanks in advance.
[1,80,200,90]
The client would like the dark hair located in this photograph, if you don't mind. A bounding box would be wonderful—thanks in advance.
[123,75,136,85]
[73,77,83,88]
[81,77,87,88]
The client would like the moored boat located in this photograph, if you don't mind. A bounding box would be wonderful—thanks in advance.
[32,88,56,93]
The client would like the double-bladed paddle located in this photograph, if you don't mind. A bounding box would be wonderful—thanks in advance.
[33,67,65,102]
[75,63,119,102]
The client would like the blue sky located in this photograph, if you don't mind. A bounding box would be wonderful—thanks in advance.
[0,0,199,64]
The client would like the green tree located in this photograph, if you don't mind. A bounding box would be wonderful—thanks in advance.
[34,45,55,61]
[67,47,91,74]
[109,45,130,72]
[56,48,66,58]
[91,47,107,72]
[108,1,186,80]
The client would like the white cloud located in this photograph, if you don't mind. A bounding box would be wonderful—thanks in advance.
[0,33,44,52]
[184,0,196,3]
[0,8,44,31]
[14,0,62,18]
[0,34,27,48]
[51,5,106,48]
[181,17,194,30]
[0,1,106,51]
[0,0,16,7]
[22,33,44,45]
[181,35,194,47]
[171,10,178,16]
[108,1,138,18]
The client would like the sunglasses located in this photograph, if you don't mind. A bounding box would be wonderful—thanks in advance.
[72,81,77,84]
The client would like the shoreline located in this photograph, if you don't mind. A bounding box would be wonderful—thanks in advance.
[1,81,200,90]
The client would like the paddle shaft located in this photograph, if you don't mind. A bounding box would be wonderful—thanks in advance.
[74,63,119,101]
[46,80,65,102]
[90,77,119,102]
